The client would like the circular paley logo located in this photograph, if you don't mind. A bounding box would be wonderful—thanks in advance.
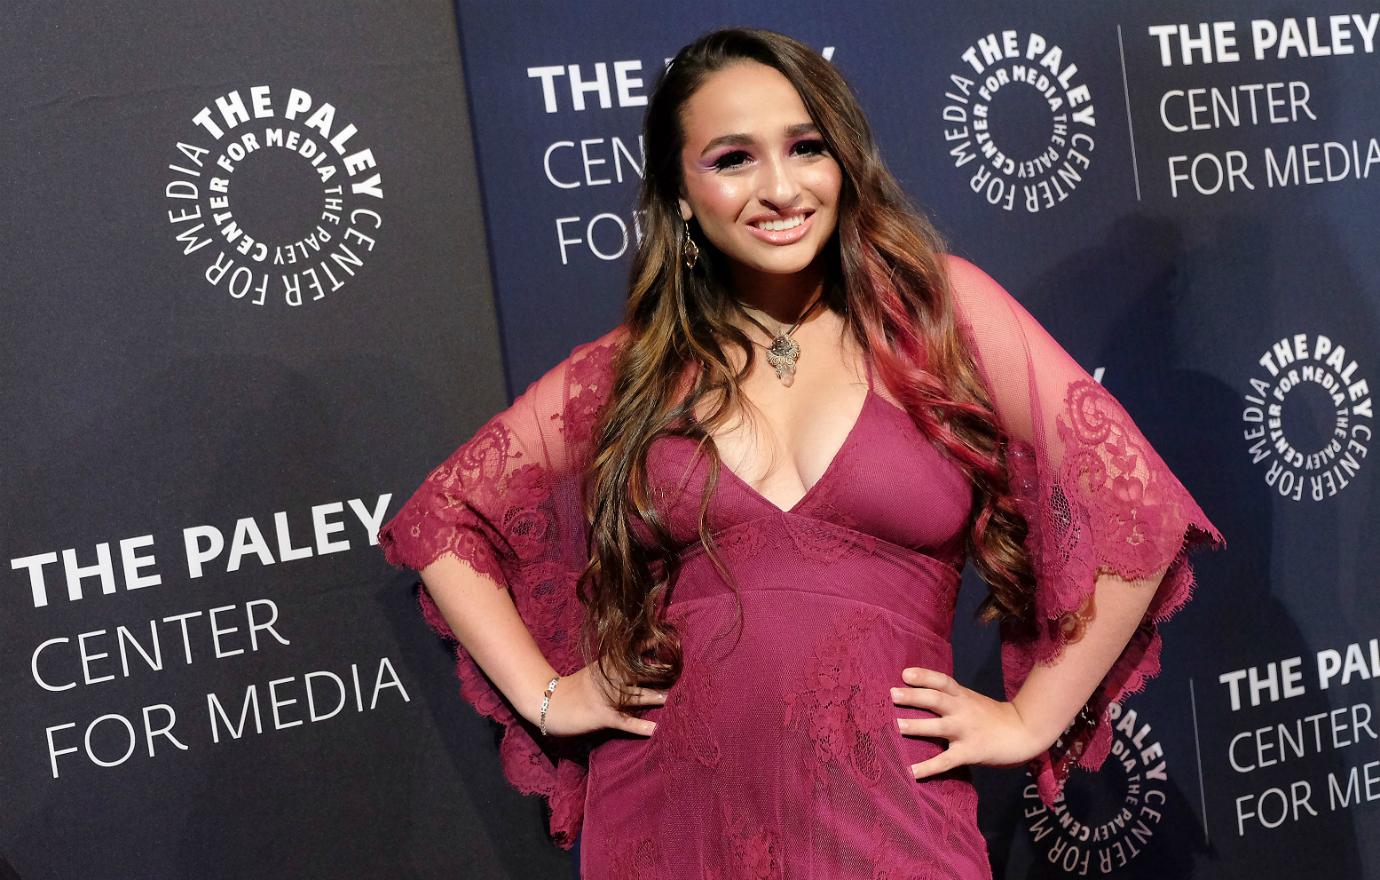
[1023,702,1171,874]
[941,30,1097,212]
[1242,333,1373,502]
[163,85,384,307]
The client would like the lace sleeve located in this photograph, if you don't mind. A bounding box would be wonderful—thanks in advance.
[944,253,1226,807]
[377,326,625,849]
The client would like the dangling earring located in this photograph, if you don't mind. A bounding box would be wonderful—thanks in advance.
[682,219,700,270]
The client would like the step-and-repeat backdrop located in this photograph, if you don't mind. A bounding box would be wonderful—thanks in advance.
[4,1,1376,877]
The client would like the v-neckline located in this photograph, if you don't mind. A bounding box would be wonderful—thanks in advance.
[709,352,876,516]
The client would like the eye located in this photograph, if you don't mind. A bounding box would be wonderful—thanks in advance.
[792,138,828,156]
[712,150,750,171]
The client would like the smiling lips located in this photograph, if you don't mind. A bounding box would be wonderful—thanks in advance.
[745,210,815,245]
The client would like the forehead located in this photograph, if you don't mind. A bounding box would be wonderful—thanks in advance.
[679,61,812,142]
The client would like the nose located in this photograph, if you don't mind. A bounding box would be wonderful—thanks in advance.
[757,153,801,212]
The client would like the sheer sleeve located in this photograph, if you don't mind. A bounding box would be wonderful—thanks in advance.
[944,253,1226,807]
[377,325,625,850]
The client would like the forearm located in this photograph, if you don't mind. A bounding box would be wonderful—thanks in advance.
[418,553,560,727]
[1009,565,1169,749]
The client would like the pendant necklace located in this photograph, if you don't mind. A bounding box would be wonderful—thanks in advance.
[733,291,825,387]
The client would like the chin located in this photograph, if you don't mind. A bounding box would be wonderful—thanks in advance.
[750,253,822,275]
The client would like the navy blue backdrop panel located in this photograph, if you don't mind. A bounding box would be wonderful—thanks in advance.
[453,1,1377,877]
[0,1,583,878]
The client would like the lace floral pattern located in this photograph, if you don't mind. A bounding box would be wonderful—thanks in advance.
[1051,379,1188,592]
[784,500,879,563]
[1001,377,1225,806]
[713,519,768,562]
[931,775,979,823]
[707,799,786,880]
[783,606,892,787]
[604,834,663,879]
[378,332,626,850]
[652,637,723,772]
[563,336,618,460]
[944,253,1225,810]
[867,842,950,880]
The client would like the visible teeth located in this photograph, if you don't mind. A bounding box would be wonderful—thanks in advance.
[753,215,806,232]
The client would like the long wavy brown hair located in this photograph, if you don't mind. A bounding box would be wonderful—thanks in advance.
[577,27,1037,705]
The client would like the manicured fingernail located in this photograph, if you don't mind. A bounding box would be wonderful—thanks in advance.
[890,688,901,699]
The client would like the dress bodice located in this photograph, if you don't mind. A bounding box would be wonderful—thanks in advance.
[585,351,991,877]
[643,350,973,570]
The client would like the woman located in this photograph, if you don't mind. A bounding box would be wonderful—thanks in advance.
[379,27,1225,878]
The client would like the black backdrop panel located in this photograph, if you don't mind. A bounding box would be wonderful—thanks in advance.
[0,2,575,878]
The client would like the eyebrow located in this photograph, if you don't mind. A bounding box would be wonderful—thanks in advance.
[698,122,820,157]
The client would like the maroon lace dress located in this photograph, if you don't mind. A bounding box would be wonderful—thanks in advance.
[377,253,1225,879]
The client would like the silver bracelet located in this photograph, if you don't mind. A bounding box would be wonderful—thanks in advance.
[539,675,560,736]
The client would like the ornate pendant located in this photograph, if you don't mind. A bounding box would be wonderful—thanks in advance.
[765,334,801,386]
